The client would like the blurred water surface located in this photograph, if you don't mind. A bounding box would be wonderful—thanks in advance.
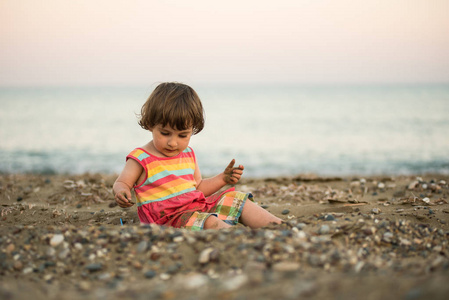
[1,84,448,177]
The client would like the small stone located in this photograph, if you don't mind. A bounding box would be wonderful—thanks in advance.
[46,247,56,257]
[422,197,430,204]
[78,281,91,291]
[13,261,23,271]
[137,241,148,253]
[354,261,365,273]
[325,214,335,221]
[383,232,394,243]
[144,270,156,279]
[282,209,290,215]
[23,267,33,275]
[98,273,111,281]
[221,274,248,291]
[371,208,381,215]
[133,261,143,270]
[58,248,70,259]
[183,273,209,289]
[6,244,15,253]
[44,274,53,282]
[296,223,307,230]
[85,263,103,272]
[318,225,330,235]
[272,262,300,272]
[50,234,64,247]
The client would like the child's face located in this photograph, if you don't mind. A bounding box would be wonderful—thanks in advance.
[150,125,193,157]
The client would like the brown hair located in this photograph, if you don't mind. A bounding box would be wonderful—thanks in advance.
[138,82,205,134]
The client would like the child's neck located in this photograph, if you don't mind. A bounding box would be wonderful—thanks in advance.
[142,141,162,157]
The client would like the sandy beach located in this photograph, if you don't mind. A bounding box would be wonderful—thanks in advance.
[1,173,448,299]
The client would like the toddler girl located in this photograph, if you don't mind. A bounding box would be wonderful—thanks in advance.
[113,82,282,230]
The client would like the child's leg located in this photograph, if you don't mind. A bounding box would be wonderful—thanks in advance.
[204,215,232,229]
[240,200,282,229]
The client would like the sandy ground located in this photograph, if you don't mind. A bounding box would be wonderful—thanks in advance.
[1,173,448,299]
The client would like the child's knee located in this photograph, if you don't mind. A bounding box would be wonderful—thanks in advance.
[204,215,230,229]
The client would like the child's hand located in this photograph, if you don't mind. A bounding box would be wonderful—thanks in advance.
[223,159,244,184]
[115,191,134,208]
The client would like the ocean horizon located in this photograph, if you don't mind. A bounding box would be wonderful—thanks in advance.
[1,83,448,177]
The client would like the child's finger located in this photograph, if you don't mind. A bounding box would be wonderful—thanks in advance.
[116,193,133,207]
[232,169,243,176]
[226,159,236,169]
[124,193,135,205]
[231,173,241,180]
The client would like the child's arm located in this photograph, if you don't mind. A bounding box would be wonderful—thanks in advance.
[113,159,143,208]
[195,159,244,197]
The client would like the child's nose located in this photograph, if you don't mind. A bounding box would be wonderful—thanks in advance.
[168,137,177,147]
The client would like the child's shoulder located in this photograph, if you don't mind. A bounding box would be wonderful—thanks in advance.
[127,147,152,161]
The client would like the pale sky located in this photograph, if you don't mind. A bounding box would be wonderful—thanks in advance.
[1,0,448,86]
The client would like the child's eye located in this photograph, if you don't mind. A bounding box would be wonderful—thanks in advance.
[179,135,188,138]
[161,132,169,136]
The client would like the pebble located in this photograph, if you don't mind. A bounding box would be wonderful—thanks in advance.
[50,234,64,247]
[144,270,156,279]
[221,274,248,291]
[318,225,330,235]
[182,273,209,289]
[296,223,307,230]
[272,262,300,272]
[85,263,103,272]
[6,244,15,253]
[282,209,290,215]
[136,240,149,253]
[325,214,335,221]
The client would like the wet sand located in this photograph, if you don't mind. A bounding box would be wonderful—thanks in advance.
[1,173,448,299]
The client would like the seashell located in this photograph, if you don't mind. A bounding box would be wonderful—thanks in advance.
[63,180,76,190]
[198,248,219,264]
[371,208,381,214]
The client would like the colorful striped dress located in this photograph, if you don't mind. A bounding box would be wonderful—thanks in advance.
[126,147,250,230]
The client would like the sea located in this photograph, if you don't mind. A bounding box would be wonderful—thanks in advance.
[1,84,448,178]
